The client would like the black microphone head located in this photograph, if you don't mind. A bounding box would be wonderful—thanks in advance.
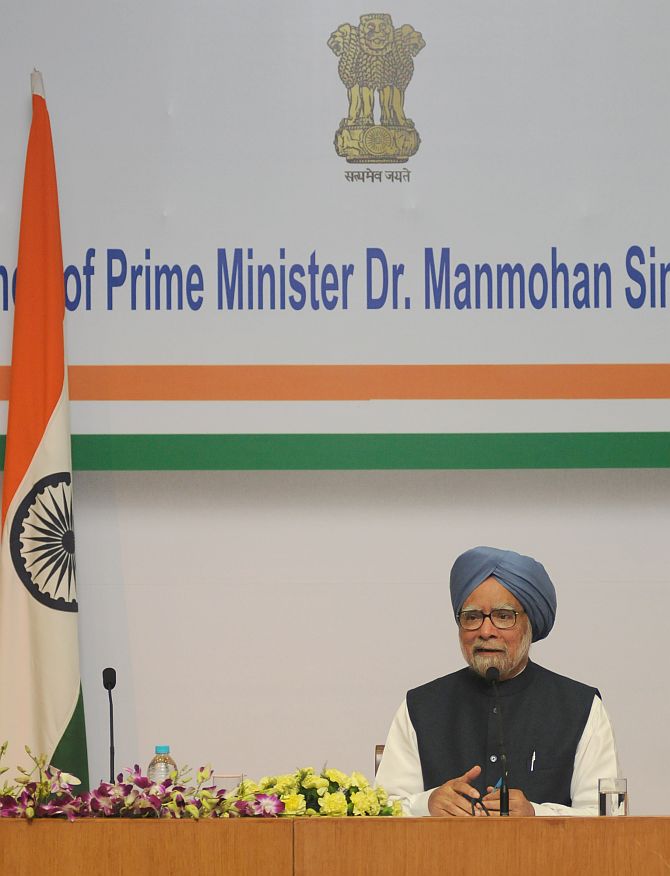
[485,666,500,684]
[102,667,117,691]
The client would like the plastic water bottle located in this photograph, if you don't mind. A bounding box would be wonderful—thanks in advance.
[147,745,177,783]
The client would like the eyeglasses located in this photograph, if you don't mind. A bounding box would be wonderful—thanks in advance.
[457,609,525,631]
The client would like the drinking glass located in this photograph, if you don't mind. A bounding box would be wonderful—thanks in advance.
[598,778,628,816]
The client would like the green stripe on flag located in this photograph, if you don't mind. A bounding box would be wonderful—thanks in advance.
[1,433,668,470]
[51,685,89,790]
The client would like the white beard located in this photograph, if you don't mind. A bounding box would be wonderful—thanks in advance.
[461,624,532,679]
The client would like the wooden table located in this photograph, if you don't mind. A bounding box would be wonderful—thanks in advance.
[295,816,670,876]
[1,816,668,876]
[0,819,292,876]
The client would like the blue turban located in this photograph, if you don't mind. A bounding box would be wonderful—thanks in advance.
[450,546,557,642]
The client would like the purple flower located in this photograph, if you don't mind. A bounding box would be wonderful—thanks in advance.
[0,796,20,817]
[87,789,121,817]
[35,802,62,817]
[252,794,285,817]
[18,788,34,807]
[146,795,163,812]
[133,775,153,790]
[234,794,284,817]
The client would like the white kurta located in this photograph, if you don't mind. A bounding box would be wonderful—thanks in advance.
[375,693,619,816]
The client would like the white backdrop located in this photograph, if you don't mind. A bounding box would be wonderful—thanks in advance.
[60,467,668,813]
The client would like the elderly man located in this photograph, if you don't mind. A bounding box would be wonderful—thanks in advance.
[376,546,619,816]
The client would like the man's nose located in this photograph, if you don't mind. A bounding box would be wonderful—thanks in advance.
[479,616,499,636]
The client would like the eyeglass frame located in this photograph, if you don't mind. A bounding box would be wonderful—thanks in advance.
[456,608,526,631]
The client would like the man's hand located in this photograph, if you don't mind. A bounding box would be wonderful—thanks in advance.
[428,765,484,816]
[482,786,535,817]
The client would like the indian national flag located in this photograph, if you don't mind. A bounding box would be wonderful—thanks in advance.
[0,72,88,786]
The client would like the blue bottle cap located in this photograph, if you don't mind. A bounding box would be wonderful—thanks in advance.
[155,745,170,754]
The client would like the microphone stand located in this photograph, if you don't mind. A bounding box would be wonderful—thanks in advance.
[102,668,117,783]
[107,687,115,784]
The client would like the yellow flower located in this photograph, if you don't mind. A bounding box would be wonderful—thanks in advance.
[375,786,388,806]
[324,768,350,788]
[301,774,329,792]
[236,779,260,797]
[351,788,380,816]
[318,791,348,817]
[281,793,307,816]
[273,775,298,796]
[259,776,276,790]
[391,800,404,817]
[350,771,370,790]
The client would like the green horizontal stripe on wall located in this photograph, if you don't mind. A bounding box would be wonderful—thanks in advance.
[1,433,668,470]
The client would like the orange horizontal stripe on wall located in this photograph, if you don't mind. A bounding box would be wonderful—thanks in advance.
[0,364,669,400]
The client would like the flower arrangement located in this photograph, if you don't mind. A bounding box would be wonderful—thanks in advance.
[0,744,401,820]
[233,767,401,817]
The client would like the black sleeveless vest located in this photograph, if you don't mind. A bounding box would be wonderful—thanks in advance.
[406,661,598,805]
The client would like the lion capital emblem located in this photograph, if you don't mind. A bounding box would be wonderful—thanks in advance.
[328,13,425,163]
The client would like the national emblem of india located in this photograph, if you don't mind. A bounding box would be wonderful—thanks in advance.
[328,13,425,163]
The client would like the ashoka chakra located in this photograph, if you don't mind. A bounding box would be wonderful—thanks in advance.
[362,126,393,155]
[10,472,78,612]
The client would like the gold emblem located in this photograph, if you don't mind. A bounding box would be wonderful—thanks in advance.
[328,13,425,164]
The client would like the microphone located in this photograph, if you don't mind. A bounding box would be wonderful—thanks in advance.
[102,667,116,783]
[485,666,509,816]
